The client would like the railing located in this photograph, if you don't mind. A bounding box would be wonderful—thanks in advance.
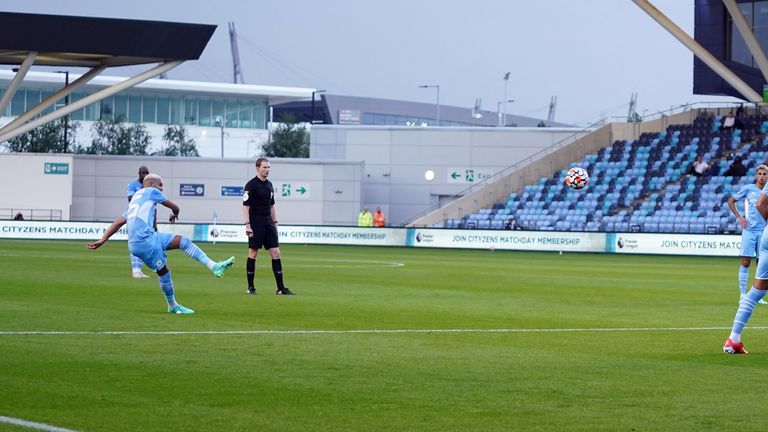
[400,118,605,226]
[0,208,63,221]
[401,102,758,227]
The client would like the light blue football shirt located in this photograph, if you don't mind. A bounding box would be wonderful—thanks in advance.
[126,187,167,242]
[735,183,767,232]
[126,179,142,198]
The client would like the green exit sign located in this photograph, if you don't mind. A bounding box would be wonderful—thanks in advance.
[44,162,69,175]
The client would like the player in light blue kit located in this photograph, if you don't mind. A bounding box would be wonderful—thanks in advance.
[724,165,768,354]
[127,166,150,278]
[88,174,235,314]
[726,164,768,304]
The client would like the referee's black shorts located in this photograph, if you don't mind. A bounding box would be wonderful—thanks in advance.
[248,217,279,250]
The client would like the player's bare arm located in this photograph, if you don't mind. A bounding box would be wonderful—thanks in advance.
[87,216,127,249]
[162,200,180,223]
[727,196,748,228]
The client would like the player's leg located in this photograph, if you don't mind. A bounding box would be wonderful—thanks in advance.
[166,234,234,277]
[724,250,768,353]
[130,253,148,278]
[739,256,751,297]
[246,246,259,294]
[268,246,292,295]
[157,266,194,314]
[246,224,266,294]
[134,237,193,314]
[740,231,766,303]
[265,225,293,295]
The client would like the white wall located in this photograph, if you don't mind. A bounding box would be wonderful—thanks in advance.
[0,153,73,220]
[311,125,586,226]
[71,156,363,225]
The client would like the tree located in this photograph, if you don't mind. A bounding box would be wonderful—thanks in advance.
[261,113,309,158]
[537,120,550,128]
[76,116,151,155]
[153,125,200,157]
[4,118,79,153]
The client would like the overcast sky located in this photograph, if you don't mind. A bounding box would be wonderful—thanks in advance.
[4,0,742,125]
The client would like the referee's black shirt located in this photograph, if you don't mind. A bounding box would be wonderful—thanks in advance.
[243,177,275,218]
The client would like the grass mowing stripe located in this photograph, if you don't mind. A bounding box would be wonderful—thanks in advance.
[1,326,766,335]
[0,415,79,432]
[3,240,766,431]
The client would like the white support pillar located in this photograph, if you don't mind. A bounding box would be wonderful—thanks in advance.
[0,60,184,144]
[723,0,768,82]
[0,65,107,136]
[0,52,37,116]
[632,0,763,102]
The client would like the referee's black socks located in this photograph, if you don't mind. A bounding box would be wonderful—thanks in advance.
[246,257,256,288]
[272,259,286,291]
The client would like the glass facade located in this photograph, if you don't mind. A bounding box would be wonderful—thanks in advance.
[728,1,768,68]
[0,87,269,130]
[361,112,475,127]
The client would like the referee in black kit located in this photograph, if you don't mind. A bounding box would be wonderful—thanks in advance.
[241,157,294,295]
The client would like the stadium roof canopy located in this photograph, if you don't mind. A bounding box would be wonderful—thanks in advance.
[0,12,214,67]
[0,12,216,144]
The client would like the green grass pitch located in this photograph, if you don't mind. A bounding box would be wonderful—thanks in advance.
[1,239,768,431]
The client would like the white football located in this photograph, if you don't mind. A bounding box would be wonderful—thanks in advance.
[565,167,589,190]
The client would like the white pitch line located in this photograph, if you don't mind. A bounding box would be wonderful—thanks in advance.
[1,326,766,336]
[0,415,79,432]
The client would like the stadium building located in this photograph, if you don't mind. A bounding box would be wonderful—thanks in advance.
[0,69,313,158]
[273,94,571,128]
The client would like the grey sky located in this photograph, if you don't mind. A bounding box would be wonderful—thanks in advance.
[3,1,740,125]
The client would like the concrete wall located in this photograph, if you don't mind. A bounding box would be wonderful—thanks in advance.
[0,153,73,220]
[311,125,588,226]
[71,156,363,225]
[0,154,362,225]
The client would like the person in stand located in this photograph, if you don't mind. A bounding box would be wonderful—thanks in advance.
[723,155,747,177]
[687,155,710,177]
[505,217,516,230]
[12,212,24,221]
[727,165,768,305]
[721,111,736,131]
[373,207,386,227]
[358,207,373,227]
[88,174,235,314]
[127,165,150,278]
[242,157,294,295]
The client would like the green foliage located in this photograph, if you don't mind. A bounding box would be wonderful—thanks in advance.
[537,120,549,127]
[76,115,151,155]
[262,113,309,158]
[153,125,200,157]
[628,112,643,123]
[4,118,79,153]
[0,240,759,431]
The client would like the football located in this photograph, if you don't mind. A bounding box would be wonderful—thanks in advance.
[565,167,589,190]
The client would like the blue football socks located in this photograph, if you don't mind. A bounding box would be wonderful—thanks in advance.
[739,265,749,296]
[130,254,143,271]
[180,237,214,270]
[729,287,767,342]
[158,270,175,306]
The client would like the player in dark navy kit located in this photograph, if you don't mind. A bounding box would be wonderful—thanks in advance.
[242,157,294,295]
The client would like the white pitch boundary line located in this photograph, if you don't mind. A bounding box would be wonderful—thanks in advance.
[2,326,768,336]
[0,415,79,432]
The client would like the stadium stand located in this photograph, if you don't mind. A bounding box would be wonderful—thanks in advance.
[447,111,768,234]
